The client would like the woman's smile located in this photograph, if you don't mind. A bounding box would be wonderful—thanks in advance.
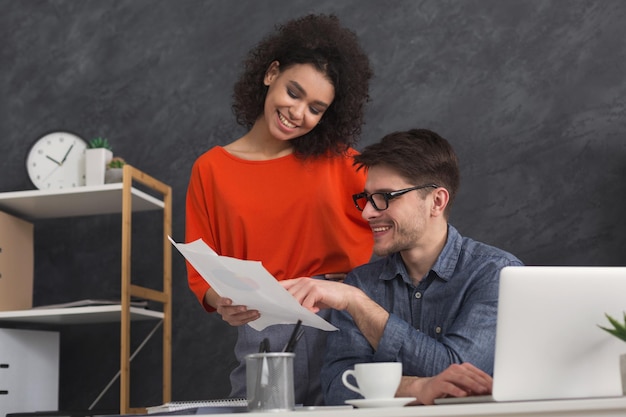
[277,111,297,129]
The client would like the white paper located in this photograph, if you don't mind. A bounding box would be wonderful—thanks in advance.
[169,237,337,331]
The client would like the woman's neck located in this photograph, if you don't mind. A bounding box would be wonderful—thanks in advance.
[224,120,294,161]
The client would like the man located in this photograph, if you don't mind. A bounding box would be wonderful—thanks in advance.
[282,128,523,405]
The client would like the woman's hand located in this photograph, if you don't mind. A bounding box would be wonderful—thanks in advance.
[215,297,260,327]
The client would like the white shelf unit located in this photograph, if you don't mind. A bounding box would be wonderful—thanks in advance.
[0,165,172,414]
[0,306,163,325]
[0,182,164,219]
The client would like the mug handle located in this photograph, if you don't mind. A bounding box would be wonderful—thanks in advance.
[341,369,362,396]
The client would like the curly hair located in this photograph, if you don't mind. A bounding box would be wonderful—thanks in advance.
[232,14,372,158]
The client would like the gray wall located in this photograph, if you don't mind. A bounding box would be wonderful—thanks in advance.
[1,0,625,411]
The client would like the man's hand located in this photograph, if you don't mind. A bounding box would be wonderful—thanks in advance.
[398,363,492,405]
[280,278,355,313]
[215,297,260,326]
[281,278,389,349]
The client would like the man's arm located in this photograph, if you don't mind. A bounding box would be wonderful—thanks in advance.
[348,290,388,350]
[281,278,388,349]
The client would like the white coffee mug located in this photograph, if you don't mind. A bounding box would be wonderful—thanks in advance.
[341,362,402,399]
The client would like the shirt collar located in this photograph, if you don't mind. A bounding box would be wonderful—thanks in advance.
[431,224,462,281]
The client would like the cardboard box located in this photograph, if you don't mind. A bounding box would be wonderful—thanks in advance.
[0,211,33,311]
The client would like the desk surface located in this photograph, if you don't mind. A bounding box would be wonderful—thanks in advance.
[192,397,626,417]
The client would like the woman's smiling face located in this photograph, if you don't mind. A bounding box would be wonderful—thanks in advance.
[263,61,335,141]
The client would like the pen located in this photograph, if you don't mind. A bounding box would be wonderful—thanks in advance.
[283,320,303,352]
[293,328,304,349]
[259,338,270,353]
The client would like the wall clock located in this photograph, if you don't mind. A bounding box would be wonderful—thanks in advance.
[26,131,88,190]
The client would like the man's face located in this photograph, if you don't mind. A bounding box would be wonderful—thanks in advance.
[360,165,433,257]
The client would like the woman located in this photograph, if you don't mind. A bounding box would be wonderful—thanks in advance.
[186,13,373,405]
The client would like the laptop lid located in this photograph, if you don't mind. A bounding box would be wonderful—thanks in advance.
[492,266,626,402]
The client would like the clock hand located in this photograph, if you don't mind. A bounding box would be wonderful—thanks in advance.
[41,164,61,183]
[46,155,62,166]
[61,143,75,164]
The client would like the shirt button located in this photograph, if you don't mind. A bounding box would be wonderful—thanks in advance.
[415,292,422,299]
[435,326,442,334]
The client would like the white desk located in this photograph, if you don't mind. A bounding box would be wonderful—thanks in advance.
[193,397,626,417]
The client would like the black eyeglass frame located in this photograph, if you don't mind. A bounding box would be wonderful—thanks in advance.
[352,183,439,211]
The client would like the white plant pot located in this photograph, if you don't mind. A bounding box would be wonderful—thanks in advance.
[85,148,113,186]
[619,353,626,395]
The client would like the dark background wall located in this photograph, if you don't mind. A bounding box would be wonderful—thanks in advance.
[1,0,625,411]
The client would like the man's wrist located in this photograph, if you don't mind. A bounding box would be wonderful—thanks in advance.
[398,376,426,404]
[344,286,367,312]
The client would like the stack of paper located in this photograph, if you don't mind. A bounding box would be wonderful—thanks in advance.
[169,237,337,331]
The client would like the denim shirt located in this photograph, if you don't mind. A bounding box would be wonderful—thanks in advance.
[321,224,523,405]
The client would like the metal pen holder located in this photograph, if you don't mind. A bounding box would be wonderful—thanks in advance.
[245,352,295,412]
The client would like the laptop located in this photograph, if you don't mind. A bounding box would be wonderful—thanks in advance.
[436,266,626,404]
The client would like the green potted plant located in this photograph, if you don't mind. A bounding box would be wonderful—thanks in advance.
[598,312,626,395]
[88,137,112,150]
[85,137,113,186]
[105,156,126,183]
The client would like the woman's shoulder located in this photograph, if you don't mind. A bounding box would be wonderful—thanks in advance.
[313,147,361,164]
[320,147,366,175]
[193,146,234,164]
[190,146,235,175]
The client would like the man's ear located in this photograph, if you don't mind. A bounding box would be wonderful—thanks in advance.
[263,61,280,86]
[431,187,449,217]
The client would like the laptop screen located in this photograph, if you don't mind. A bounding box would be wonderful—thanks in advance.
[492,266,626,402]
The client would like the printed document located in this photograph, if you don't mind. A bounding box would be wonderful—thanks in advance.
[169,237,338,331]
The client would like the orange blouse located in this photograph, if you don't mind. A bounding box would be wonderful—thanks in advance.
[185,147,373,311]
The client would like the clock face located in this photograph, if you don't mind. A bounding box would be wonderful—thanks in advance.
[26,131,88,190]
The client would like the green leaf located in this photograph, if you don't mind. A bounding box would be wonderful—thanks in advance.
[599,312,626,342]
[88,137,112,150]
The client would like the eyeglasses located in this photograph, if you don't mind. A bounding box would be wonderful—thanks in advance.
[352,184,439,211]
